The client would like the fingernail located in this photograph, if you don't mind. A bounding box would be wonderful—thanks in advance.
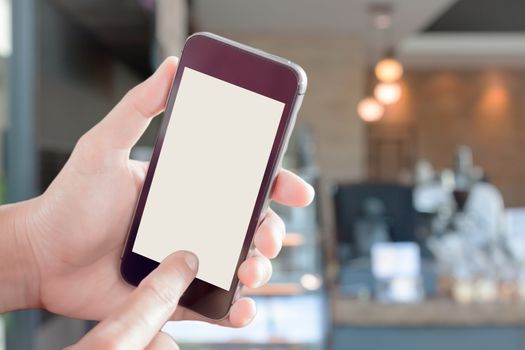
[306,182,315,199]
[183,252,199,272]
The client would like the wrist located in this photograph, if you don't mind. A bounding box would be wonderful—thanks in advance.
[0,198,42,312]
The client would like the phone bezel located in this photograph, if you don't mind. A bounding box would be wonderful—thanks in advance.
[120,32,305,319]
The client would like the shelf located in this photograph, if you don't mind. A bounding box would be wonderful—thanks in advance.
[242,282,305,296]
[283,232,305,247]
[332,292,525,327]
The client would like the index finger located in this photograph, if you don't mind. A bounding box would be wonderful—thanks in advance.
[75,251,198,349]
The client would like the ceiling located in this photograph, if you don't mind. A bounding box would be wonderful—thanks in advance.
[49,0,154,76]
[401,0,525,68]
[194,0,455,62]
[426,0,525,32]
[43,0,525,70]
[194,0,525,68]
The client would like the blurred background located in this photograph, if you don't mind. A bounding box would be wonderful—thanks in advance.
[2,0,525,349]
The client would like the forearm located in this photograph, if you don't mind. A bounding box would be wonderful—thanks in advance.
[0,200,41,312]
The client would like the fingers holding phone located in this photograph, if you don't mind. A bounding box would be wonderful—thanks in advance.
[67,251,198,350]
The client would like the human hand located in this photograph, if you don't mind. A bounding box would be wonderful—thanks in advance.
[66,251,198,349]
[17,57,314,327]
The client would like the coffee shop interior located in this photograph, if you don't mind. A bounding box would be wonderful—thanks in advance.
[3,0,525,349]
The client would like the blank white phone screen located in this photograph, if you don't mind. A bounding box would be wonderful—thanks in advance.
[132,67,285,291]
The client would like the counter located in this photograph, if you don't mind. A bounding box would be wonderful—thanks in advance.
[332,293,525,327]
[332,293,525,350]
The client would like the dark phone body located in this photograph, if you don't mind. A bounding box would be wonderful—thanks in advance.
[120,32,307,319]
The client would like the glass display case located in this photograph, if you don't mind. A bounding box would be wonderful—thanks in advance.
[165,127,327,349]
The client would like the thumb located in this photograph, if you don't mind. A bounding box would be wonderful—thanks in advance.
[91,56,178,151]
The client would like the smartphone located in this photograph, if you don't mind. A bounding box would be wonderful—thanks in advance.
[120,32,307,319]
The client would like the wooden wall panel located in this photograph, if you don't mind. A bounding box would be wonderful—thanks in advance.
[369,70,525,207]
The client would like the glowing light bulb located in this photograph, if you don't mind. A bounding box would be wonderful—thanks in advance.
[374,82,402,105]
[300,274,322,291]
[357,97,384,122]
[375,58,403,83]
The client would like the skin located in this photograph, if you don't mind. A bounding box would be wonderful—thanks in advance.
[0,57,314,348]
